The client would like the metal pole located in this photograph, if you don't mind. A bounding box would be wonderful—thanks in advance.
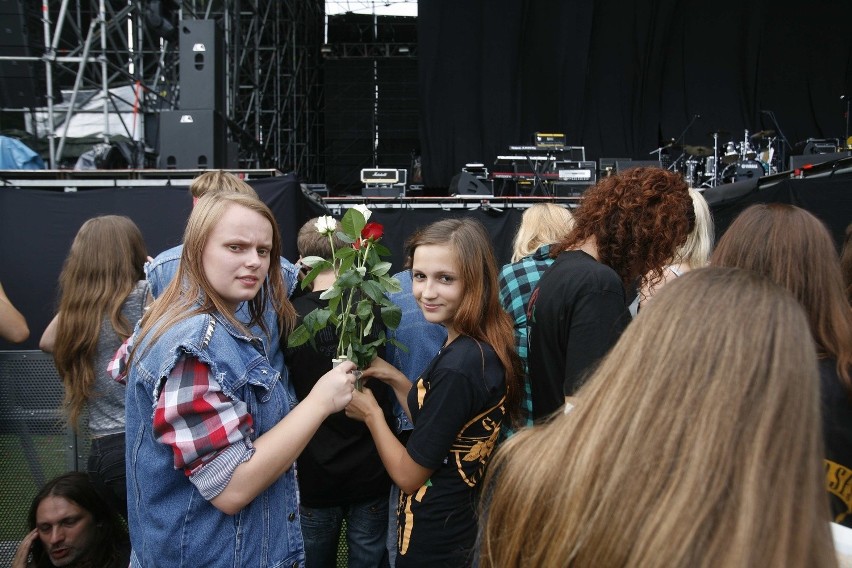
[55,20,98,163]
[42,0,58,168]
[100,0,109,144]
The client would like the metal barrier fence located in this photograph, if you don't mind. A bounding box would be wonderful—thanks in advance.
[0,351,87,567]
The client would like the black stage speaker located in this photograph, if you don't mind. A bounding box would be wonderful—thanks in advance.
[449,172,493,195]
[0,0,60,107]
[789,151,851,171]
[178,20,224,111]
[159,109,224,168]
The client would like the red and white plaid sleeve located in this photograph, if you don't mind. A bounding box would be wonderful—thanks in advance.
[153,355,255,499]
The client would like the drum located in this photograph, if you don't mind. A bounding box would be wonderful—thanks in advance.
[684,158,703,187]
[739,141,757,160]
[723,141,739,164]
[722,159,765,183]
[703,156,717,180]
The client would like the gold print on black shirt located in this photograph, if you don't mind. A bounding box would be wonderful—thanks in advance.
[452,398,505,488]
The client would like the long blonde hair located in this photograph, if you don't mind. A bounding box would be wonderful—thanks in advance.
[54,215,147,429]
[510,204,573,262]
[479,267,836,567]
[132,193,295,361]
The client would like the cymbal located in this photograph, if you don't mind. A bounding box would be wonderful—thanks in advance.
[708,130,730,138]
[684,145,712,157]
[750,129,776,139]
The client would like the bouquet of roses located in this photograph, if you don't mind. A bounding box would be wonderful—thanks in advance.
[287,205,404,373]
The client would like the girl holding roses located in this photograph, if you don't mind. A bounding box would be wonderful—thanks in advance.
[345,217,522,567]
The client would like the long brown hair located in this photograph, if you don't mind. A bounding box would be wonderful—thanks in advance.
[479,267,836,567]
[53,215,146,429]
[712,203,852,392]
[554,166,694,287]
[132,193,295,361]
[407,218,524,422]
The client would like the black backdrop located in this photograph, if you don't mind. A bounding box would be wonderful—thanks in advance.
[2,173,849,351]
[0,174,316,351]
[418,0,852,187]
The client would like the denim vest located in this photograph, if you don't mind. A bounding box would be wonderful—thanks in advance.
[125,311,304,568]
[144,245,300,377]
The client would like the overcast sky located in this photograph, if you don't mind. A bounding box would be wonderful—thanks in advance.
[326,1,417,17]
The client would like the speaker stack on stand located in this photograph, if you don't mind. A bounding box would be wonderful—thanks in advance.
[159,20,232,169]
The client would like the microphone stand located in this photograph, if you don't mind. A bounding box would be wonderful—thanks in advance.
[762,110,792,171]
[843,95,850,152]
[670,114,700,172]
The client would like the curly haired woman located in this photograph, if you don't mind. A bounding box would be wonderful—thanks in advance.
[526,166,694,419]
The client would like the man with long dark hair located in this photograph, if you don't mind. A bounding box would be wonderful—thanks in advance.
[12,472,129,568]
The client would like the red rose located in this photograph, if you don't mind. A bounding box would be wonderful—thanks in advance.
[361,222,383,241]
[352,238,362,250]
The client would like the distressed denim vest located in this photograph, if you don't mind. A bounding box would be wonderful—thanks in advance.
[125,310,304,568]
[144,244,301,375]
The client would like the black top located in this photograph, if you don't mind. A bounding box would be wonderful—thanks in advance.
[285,290,392,507]
[820,357,852,527]
[397,335,506,567]
[526,250,630,419]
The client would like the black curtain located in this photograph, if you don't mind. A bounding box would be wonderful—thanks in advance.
[418,0,852,188]
[0,175,308,351]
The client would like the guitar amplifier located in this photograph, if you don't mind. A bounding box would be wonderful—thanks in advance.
[360,168,400,184]
[552,161,596,197]
[534,132,566,148]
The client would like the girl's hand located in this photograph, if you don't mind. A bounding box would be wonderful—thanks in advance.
[309,360,357,415]
[361,356,404,385]
[345,387,380,423]
[12,529,38,568]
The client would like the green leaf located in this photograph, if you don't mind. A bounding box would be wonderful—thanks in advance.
[381,304,402,330]
[389,338,409,353]
[336,246,357,259]
[338,253,355,276]
[300,255,328,268]
[286,324,311,347]
[360,280,385,303]
[336,230,355,244]
[370,261,392,277]
[304,308,332,332]
[301,264,327,290]
[319,286,342,300]
[372,242,392,257]
[341,208,367,237]
[337,268,362,288]
[362,314,375,336]
[356,299,372,319]
[379,275,402,294]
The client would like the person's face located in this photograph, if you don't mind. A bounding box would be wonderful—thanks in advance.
[202,204,273,313]
[35,496,96,567]
[412,244,464,339]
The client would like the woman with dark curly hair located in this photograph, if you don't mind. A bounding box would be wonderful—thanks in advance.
[526,166,693,419]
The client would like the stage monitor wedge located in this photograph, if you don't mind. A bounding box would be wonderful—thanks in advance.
[449,172,493,196]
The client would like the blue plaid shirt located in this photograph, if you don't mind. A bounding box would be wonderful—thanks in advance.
[498,244,555,432]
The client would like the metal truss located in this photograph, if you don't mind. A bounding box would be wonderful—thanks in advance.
[6,0,323,174]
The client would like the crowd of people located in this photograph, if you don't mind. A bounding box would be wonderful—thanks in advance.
[5,166,851,567]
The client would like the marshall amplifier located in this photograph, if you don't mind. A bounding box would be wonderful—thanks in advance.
[360,168,400,185]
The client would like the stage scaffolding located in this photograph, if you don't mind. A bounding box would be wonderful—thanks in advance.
[0,0,323,177]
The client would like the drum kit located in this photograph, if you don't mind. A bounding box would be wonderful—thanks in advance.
[678,129,780,188]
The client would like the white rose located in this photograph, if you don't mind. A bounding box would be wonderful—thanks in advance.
[314,215,337,235]
[352,204,372,221]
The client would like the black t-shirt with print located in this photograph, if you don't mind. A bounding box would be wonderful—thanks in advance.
[397,335,506,567]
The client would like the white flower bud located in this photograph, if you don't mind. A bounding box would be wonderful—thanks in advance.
[352,204,372,222]
[314,215,336,235]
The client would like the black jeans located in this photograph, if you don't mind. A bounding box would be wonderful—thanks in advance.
[88,432,127,520]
